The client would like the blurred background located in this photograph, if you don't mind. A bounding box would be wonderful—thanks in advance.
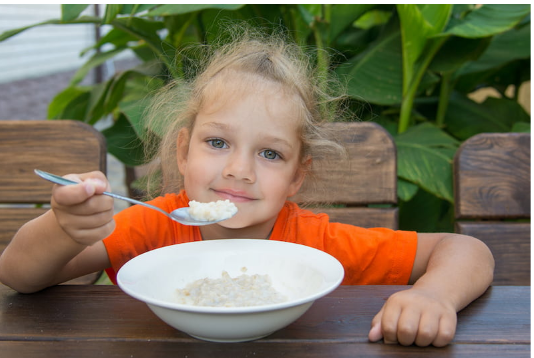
[0,4,530,232]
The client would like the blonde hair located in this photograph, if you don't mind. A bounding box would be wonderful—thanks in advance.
[143,25,347,199]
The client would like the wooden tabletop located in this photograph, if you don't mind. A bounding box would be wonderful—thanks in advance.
[0,284,530,357]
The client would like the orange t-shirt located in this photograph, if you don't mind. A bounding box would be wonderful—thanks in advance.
[103,191,418,285]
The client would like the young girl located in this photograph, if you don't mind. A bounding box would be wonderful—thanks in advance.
[0,29,494,347]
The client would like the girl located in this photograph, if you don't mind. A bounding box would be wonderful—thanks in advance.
[0,29,494,347]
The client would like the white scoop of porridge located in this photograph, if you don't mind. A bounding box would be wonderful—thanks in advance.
[188,200,238,222]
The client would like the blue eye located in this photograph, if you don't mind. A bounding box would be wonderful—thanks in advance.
[261,150,280,160]
[208,139,227,149]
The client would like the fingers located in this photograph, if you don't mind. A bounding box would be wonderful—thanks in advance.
[54,172,109,206]
[368,309,384,342]
[50,171,115,246]
[368,290,457,347]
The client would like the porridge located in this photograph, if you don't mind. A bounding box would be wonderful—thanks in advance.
[188,200,238,222]
[176,270,287,307]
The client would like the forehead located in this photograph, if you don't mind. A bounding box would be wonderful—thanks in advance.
[199,70,303,126]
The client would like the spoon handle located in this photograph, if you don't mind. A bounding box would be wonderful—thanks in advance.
[34,169,171,218]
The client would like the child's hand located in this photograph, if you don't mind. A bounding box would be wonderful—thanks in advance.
[368,287,457,347]
[51,171,115,246]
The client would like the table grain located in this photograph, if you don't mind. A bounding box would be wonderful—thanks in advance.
[0,284,530,357]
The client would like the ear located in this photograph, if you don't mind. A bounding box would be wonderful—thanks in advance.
[176,128,190,176]
[287,156,312,198]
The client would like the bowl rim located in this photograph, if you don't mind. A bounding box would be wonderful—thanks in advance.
[117,239,345,314]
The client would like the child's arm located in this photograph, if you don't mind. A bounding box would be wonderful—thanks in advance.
[0,171,114,293]
[368,233,494,347]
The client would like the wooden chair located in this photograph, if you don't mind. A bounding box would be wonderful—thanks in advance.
[454,132,530,285]
[0,120,107,285]
[292,121,398,229]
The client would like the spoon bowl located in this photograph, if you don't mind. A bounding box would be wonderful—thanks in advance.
[34,169,234,226]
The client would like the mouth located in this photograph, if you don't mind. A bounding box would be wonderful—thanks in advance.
[212,189,255,203]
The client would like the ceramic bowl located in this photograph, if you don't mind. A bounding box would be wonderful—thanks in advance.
[117,239,344,342]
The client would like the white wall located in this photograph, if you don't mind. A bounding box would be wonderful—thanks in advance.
[0,4,127,85]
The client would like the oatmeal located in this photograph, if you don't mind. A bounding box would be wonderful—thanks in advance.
[188,200,238,221]
[176,271,287,307]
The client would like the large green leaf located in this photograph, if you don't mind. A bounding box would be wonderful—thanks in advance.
[337,30,403,105]
[456,23,531,77]
[0,16,99,42]
[49,89,91,121]
[48,87,89,119]
[397,178,419,202]
[444,4,530,38]
[105,61,163,115]
[61,4,90,21]
[144,4,244,17]
[429,37,491,73]
[399,187,454,232]
[102,4,123,24]
[329,4,377,42]
[445,93,530,140]
[397,4,451,90]
[70,48,126,86]
[102,114,145,167]
[395,123,457,202]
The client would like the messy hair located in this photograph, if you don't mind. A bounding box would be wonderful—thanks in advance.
[143,24,348,199]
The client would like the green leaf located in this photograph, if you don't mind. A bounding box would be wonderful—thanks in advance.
[48,87,89,119]
[50,90,91,121]
[86,81,114,124]
[102,4,123,24]
[395,124,457,202]
[444,4,530,38]
[329,4,376,41]
[396,122,459,148]
[398,178,419,202]
[397,4,452,90]
[144,4,244,17]
[399,187,453,232]
[0,16,98,42]
[119,98,152,140]
[121,5,158,15]
[70,48,126,86]
[102,114,145,166]
[337,30,403,105]
[105,61,163,114]
[445,93,530,140]
[511,122,531,133]
[81,28,137,56]
[429,37,491,73]
[61,4,90,21]
[456,23,531,77]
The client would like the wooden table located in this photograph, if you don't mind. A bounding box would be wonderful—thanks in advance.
[0,284,529,357]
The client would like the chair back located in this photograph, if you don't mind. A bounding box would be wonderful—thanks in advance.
[292,122,398,229]
[0,120,107,284]
[454,132,530,285]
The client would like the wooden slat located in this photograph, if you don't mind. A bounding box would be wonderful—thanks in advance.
[293,122,396,205]
[457,222,530,286]
[0,120,107,285]
[0,120,106,203]
[454,133,530,219]
[310,207,398,230]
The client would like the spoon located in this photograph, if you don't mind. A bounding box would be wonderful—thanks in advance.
[34,169,234,226]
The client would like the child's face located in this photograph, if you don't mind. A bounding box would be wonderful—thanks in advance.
[177,79,306,233]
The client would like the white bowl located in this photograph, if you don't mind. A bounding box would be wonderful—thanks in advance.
[117,239,344,342]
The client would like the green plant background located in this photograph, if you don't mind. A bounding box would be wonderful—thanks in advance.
[2,4,530,233]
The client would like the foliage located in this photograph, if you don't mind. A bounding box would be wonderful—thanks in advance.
[1,4,530,231]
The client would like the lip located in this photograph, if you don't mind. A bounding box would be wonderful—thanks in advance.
[213,189,255,203]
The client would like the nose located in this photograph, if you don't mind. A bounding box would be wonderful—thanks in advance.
[222,150,256,183]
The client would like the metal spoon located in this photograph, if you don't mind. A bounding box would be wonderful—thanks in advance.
[34,169,234,226]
